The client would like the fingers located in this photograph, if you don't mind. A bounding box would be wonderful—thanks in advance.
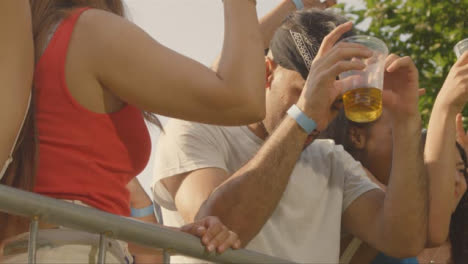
[455,51,468,67]
[386,56,417,73]
[418,88,426,96]
[182,217,241,254]
[316,21,353,58]
[326,60,366,77]
[196,216,241,254]
[217,231,241,253]
[180,222,207,237]
[201,217,223,248]
[325,44,373,67]
[385,54,400,70]
[206,225,229,252]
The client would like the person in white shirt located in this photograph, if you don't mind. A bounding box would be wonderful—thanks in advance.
[152,9,427,263]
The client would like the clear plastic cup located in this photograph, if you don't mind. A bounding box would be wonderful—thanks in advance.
[454,38,468,58]
[338,35,389,123]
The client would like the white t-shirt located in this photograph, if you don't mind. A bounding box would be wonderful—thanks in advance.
[152,119,378,264]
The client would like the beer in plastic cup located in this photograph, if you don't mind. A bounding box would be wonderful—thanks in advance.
[454,38,468,58]
[338,35,389,123]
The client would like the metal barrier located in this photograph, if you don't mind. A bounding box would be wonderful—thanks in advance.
[0,184,292,264]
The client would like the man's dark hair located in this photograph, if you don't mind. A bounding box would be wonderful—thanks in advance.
[269,8,355,80]
[319,108,373,155]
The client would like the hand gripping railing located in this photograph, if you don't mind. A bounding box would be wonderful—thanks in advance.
[0,184,292,264]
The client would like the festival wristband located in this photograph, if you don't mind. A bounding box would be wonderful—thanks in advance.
[287,104,317,135]
[291,0,304,10]
[131,204,154,218]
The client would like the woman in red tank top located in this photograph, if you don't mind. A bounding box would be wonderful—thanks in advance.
[0,0,265,262]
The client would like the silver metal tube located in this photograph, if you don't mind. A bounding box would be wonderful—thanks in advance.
[0,185,291,264]
[154,203,170,264]
[98,233,107,264]
[28,217,39,264]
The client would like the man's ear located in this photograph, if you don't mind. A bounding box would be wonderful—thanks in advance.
[349,126,367,150]
[265,57,277,90]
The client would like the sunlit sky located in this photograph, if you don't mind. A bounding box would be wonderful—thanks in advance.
[123,0,365,195]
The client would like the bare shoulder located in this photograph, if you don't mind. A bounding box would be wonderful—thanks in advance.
[75,8,134,42]
[72,8,161,79]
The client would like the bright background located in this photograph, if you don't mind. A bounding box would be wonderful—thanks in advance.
[123,0,365,196]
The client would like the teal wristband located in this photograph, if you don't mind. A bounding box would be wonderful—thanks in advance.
[131,204,154,218]
[291,0,304,10]
[287,104,317,135]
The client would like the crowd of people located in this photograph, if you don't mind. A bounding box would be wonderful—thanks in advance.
[0,0,466,264]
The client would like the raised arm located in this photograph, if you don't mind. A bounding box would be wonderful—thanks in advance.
[0,0,34,178]
[259,0,336,49]
[181,23,372,245]
[424,52,468,246]
[342,55,427,258]
[80,0,265,126]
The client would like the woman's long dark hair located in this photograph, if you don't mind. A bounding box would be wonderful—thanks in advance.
[450,143,468,264]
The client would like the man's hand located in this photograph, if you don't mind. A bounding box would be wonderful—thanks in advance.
[302,0,337,9]
[436,52,468,114]
[382,54,420,124]
[180,216,241,254]
[296,21,372,130]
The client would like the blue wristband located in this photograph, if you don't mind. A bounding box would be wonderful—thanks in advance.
[287,104,317,135]
[131,204,154,218]
[291,0,304,10]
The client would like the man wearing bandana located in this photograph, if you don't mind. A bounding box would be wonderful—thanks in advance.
[152,9,427,264]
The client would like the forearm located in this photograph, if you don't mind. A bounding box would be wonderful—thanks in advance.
[425,102,458,246]
[196,117,308,245]
[382,116,427,255]
[218,0,265,109]
[259,0,295,49]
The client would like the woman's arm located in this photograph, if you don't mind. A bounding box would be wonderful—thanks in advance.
[80,0,266,126]
[126,179,164,263]
[425,52,468,246]
[0,0,34,177]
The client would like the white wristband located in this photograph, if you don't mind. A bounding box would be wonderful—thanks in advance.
[287,104,317,135]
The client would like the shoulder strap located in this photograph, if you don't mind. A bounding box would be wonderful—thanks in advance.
[51,7,92,68]
[0,94,32,180]
[339,237,363,264]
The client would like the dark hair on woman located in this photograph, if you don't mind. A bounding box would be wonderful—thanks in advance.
[451,142,468,264]
[415,130,468,264]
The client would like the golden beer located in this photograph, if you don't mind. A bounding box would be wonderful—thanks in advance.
[343,87,382,123]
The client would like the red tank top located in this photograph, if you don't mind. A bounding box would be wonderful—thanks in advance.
[34,8,151,216]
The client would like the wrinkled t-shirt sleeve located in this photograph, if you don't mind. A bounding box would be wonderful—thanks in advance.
[333,144,380,213]
[152,120,228,210]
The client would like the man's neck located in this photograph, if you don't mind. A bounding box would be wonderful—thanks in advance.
[248,122,269,141]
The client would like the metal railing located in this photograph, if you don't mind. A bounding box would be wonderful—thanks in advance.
[0,184,292,264]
